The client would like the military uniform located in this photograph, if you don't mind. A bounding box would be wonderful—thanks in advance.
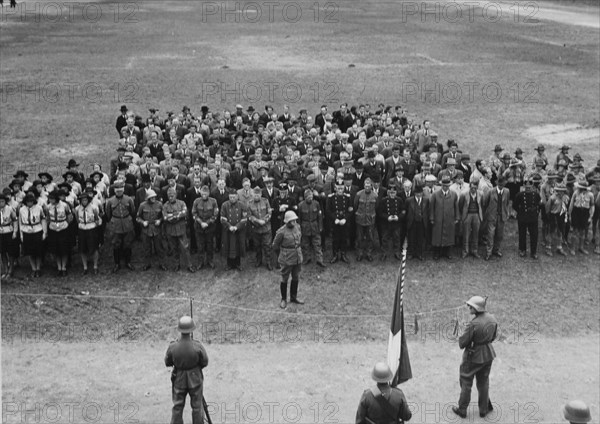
[355,386,412,424]
[220,199,247,269]
[378,195,405,258]
[354,189,379,260]
[137,199,166,269]
[165,337,209,424]
[297,198,324,264]
[105,192,136,268]
[247,195,272,268]
[513,186,542,257]
[272,222,303,304]
[326,191,351,261]
[163,199,193,271]
[456,311,498,417]
[192,195,219,268]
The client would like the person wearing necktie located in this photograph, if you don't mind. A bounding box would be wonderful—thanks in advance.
[482,176,510,260]
[76,192,101,274]
[19,192,47,277]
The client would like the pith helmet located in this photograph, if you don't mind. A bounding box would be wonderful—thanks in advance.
[466,296,486,312]
[283,211,298,223]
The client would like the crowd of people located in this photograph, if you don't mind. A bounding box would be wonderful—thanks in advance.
[1,102,599,282]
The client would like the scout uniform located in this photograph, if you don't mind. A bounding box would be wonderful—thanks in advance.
[0,195,19,278]
[75,193,101,274]
[19,194,47,276]
[545,183,569,256]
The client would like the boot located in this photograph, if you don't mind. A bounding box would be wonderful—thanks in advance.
[330,252,339,264]
[579,237,589,255]
[112,249,121,273]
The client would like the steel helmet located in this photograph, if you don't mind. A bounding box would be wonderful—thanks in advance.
[563,400,591,423]
[283,211,298,223]
[177,316,196,334]
[466,296,486,313]
[371,362,393,383]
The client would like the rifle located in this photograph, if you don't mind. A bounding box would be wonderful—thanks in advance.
[190,297,213,424]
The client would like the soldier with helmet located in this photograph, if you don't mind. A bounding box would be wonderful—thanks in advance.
[562,400,592,424]
[355,362,412,424]
[272,211,303,309]
[165,316,209,424]
[452,296,498,419]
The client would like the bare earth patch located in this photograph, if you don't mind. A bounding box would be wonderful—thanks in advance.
[523,123,600,147]
[2,336,598,424]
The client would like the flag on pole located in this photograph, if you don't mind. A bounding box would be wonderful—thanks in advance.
[387,241,412,386]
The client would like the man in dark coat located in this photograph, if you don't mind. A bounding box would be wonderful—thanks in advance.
[452,296,497,420]
[429,175,459,259]
[165,316,209,424]
[220,189,247,271]
[355,362,412,424]
[406,185,429,260]
[116,105,128,137]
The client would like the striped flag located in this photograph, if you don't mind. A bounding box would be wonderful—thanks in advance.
[387,241,412,386]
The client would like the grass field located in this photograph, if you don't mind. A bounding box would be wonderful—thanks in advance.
[1,1,599,423]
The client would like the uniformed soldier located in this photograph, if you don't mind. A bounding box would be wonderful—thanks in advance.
[191,186,219,270]
[136,189,168,271]
[378,183,406,260]
[105,181,136,272]
[273,183,291,230]
[452,296,497,419]
[272,211,303,309]
[354,178,379,261]
[513,177,542,259]
[355,362,412,424]
[163,188,195,273]
[247,187,273,270]
[298,189,325,267]
[326,182,351,263]
[165,316,209,424]
[220,189,248,271]
[562,400,592,424]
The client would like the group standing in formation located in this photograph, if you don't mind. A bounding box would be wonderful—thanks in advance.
[1,103,599,285]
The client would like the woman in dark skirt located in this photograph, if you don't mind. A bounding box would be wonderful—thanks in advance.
[19,192,47,277]
[46,190,73,276]
[75,192,101,275]
[0,194,19,278]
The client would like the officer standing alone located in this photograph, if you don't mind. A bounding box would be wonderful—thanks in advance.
[453,296,498,419]
[165,316,209,424]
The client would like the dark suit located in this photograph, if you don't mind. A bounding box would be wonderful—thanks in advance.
[116,114,128,136]
[482,188,510,256]
[406,196,429,258]
[186,187,204,251]
[457,311,498,417]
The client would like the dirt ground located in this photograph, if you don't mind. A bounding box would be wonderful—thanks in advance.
[2,336,598,424]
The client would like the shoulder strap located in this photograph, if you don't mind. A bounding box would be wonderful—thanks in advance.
[369,386,400,423]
